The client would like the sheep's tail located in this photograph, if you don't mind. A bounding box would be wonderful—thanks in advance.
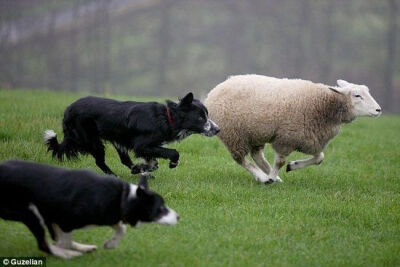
[43,129,78,160]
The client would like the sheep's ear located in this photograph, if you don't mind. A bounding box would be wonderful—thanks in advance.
[337,79,350,88]
[329,86,345,95]
[179,92,194,106]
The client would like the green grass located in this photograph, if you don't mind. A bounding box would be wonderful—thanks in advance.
[0,89,399,266]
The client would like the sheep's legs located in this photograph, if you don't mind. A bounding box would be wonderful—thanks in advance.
[286,152,324,172]
[240,157,275,184]
[266,153,285,183]
[251,146,272,175]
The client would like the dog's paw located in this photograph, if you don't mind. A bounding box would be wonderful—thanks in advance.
[49,245,83,259]
[147,159,159,171]
[148,164,158,172]
[131,164,147,174]
[131,165,141,174]
[132,163,158,174]
[169,160,179,168]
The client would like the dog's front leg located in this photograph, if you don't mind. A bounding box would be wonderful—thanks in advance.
[103,221,126,249]
[135,146,179,169]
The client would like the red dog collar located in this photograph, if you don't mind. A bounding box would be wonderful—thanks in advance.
[166,108,174,126]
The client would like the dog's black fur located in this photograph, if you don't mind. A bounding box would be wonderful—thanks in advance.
[0,160,178,258]
[45,92,219,175]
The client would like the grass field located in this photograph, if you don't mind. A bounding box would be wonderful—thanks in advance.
[0,89,399,266]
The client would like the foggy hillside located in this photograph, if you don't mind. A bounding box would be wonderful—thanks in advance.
[0,0,398,112]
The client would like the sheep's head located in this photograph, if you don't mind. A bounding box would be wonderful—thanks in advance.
[329,80,382,118]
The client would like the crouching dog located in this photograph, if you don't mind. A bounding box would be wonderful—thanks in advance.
[0,160,179,259]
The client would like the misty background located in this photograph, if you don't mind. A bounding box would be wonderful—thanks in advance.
[0,0,399,112]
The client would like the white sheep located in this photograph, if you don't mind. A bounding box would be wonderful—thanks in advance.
[204,75,382,183]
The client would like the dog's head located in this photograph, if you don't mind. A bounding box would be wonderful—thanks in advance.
[169,92,220,137]
[124,176,179,227]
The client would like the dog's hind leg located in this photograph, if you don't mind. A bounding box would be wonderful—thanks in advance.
[113,145,133,170]
[0,203,51,255]
[91,141,115,175]
[25,204,82,259]
[21,205,51,255]
[72,116,114,175]
[53,224,97,253]
[45,221,56,241]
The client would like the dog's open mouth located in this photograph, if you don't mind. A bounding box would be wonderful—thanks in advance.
[203,131,218,137]
[177,130,194,141]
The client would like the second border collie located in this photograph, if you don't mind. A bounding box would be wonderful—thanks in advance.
[0,160,179,259]
[44,92,219,175]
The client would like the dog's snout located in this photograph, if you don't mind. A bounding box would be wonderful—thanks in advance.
[210,120,220,134]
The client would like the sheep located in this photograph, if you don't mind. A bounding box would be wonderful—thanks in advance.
[204,74,382,184]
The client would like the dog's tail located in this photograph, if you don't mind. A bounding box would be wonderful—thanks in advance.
[43,129,78,160]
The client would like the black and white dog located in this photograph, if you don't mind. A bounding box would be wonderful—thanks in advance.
[0,160,179,259]
[44,92,219,175]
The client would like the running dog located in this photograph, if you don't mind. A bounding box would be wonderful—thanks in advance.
[44,92,219,175]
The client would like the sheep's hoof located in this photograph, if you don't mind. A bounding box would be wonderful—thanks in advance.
[286,164,292,172]
[264,179,274,184]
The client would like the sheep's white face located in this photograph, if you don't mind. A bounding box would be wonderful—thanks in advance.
[333,80,382,118]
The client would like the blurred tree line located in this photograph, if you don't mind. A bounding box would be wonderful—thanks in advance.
[0,0,399,112]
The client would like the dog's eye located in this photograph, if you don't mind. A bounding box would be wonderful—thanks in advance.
[159,206,168,214]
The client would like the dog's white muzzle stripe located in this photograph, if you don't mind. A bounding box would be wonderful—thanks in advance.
[156,208,179,225]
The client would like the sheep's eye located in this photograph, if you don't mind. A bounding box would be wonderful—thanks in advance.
[355,94,362,98]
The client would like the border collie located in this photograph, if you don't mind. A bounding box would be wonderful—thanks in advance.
[44,92,219,175]
[0,160,179,259]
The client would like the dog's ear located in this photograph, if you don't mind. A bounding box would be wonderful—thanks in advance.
[138,174,149,190]
[179,92,194,107]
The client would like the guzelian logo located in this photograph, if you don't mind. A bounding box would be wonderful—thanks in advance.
[1,257,45,266]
